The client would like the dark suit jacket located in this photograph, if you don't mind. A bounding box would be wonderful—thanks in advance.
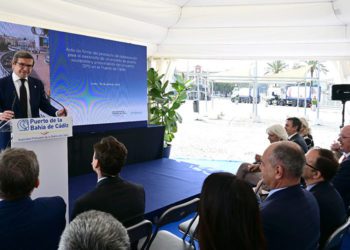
[304,134,314,150]
[332,157,350,212]
[289,133,308,153]
[0,196,66,250]
[260,185,320,250]
[71,176,145,227]
[0,74,57,118]
[309,181,346,248]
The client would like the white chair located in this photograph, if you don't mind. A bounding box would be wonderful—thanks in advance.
[178,213,199,243]
[147,198,200,250]
[127,219,153,250]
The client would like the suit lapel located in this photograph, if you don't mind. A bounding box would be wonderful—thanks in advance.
[289,133,298,142]
[28,78,37,115]
[8,76,21,115]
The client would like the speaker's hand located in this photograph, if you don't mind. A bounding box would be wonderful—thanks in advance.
[0,110,14,121]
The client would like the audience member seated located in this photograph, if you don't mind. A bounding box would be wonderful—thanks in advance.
[299,117,314,150]
[236,124,288,186]
[303,147,346,248]
[71,136,145,227]
[331,125,350,212]
[59,210,130,250]
[0,148,66,250]
[198,172,266,250]
[284,117,308,153]
[260,141,319,250]
[330,138,342,162]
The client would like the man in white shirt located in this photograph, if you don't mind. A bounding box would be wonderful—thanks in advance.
[0,50,66,121]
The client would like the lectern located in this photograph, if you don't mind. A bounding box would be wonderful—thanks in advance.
[1,117,72,213]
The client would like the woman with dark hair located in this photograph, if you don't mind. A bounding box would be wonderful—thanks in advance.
[198,172,266,250]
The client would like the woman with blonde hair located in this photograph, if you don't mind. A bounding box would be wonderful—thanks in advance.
[299,117,314,150]
[236,124,287,186]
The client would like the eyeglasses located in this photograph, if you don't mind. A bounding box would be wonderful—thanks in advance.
[338,134,350,139]
[16,62,33,69]
[305,163,318,171]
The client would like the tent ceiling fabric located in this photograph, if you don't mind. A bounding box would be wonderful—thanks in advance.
[0,0,350,59]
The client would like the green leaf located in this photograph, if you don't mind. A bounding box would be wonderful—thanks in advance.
[147,68,188,144]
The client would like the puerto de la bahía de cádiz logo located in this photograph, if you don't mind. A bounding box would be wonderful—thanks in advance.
[17,119,29,131]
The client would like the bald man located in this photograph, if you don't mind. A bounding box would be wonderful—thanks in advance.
[260,141,319,250]
[332,125,350,212]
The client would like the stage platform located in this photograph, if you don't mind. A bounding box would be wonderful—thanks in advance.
[69,158,242,221]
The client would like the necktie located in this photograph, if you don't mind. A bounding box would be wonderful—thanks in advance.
[19,79,28,118]
[338,154,347,164]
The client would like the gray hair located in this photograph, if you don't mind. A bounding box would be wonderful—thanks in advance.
[0,148,39,200]
[12,50,35,66]
[269,141,305,178]
[266,124,288,141]
[59,210,130,250]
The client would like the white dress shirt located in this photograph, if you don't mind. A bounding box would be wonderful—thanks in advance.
[12,72,32,117]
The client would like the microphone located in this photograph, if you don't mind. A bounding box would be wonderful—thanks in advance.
[0,91,16,124]
[46,94,67,116]
[11,91,17,117]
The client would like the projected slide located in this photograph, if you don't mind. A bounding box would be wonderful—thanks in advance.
[49,31,147,126]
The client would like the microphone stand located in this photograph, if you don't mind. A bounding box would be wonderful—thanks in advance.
[46,94,67,116]
[340,100,346,129]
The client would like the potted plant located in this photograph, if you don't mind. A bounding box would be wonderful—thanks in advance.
[147,68,190,157]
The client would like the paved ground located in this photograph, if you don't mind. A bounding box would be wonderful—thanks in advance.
[171,98,345,163]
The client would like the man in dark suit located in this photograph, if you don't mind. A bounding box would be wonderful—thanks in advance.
[303,148,346,248]
[0,50,66,120]
[260,141,320,250]
[0,51,66,149]
[285,117,308,153]
[332,125,350,212]
[71,136,145,227]
[0,148,66,250]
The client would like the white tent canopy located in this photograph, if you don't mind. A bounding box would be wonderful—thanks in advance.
[1,0,350,60]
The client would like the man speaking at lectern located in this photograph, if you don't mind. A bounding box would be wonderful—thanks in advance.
[0,50,66,120]
[0,51,66,148]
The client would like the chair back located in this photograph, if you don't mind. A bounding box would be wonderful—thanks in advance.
[157,198,200,228]
[148,198,200,247]
[181,213,199,248]
[323,216,350,250]
[127,219,153,250]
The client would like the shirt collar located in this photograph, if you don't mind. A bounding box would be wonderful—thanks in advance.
[97,175,119,183]
[97,176,108,183]
[265,186,287,199]
[343,152,350,159]
[288,133,298,140]
[12,72,28,82]
[306,183,317,191]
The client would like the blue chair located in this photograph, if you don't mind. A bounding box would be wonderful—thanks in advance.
[323,216,350,250]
